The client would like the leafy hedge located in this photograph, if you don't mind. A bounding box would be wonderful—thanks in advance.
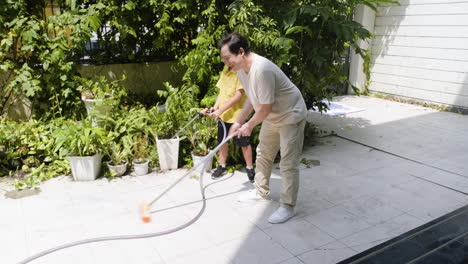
[1,0,397,119]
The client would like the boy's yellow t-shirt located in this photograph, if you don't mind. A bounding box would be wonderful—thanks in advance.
[216,69,247,123]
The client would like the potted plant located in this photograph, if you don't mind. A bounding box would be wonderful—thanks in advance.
[76,75,127,126]
[185,114,217,175]
[106,142,129,177]
[53,119,108,181]
[131,135,150,176]
[155,83,194,170]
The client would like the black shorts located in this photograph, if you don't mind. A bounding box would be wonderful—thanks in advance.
[217,120,251,147]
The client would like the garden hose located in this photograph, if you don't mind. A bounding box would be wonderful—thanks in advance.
[171,108,213,139]
[18,114,232,264]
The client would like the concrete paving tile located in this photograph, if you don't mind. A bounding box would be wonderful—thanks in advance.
[0,198,23,225]
[339,195,404,225]
[202,170,253,197]
[395,178,468,211]
[279,257,305,264]
[304,206,372,239]
[371,185,428,213]
[0,224,28,264]
[380,213,426,237]
[149,224,215,263]
[303,182,366,205]
[340,223,397,253]
[362,166,418,186]
[407,206,450,223]
[227,195,278,229]
[23,224,94,264]
[338,213,424,254]
[128,171,178,188]
[339,173,389,197]
[297,240,356,264]
[339,149,406,174]
[70,194,133,223]
[296,187,335,216]
[180,199,260,245]
[23,245,95,264]
[396,159,440,179]
[216,230,293,264]
[82,206,191,238]
[166,246,232,264]
[21,196,80,229]
[24,223,89,249]
[164,176,218,206]
[118,187,176,214]
[90,239,163,264]
[299,162,357,188]
[432,157,468,177]
[263,218,335,255]
[375,182,463,223]
[417,169,468,194]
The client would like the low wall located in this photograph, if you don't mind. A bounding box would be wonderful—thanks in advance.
[77,61,184,96]
[1,61,184,120]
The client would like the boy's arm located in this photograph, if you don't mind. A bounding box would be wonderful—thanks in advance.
[211,89,244,119]
[213,96,220,110]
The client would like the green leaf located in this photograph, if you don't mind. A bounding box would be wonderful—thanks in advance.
[1,37,12,47]
[285,26,307,35]
[124,1,136,10]
[43,61,49,71]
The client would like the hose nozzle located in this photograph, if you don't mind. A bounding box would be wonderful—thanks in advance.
[139,202,151,223]
[199,108,213,116]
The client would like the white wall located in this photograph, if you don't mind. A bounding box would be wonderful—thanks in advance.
[348,5,376,94]
[369,0,468,109]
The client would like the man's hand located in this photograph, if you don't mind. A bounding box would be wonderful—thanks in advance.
[238,123,253,137]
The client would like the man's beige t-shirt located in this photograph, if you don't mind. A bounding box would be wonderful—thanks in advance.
[237,53,307,124]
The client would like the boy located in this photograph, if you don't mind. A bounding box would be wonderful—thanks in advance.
[208,66,255,182]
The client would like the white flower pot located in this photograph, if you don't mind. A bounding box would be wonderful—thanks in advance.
[156,136,179,170]
[107,161,128,177]
[191,152,213,176]
[67,153,102,181]
[132,158,149,176]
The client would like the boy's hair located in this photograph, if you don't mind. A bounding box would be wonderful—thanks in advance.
[218,33,251,55]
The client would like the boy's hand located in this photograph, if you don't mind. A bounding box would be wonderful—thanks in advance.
[199,107,214,116]
[199,108,210,116]
[209,109,222,120]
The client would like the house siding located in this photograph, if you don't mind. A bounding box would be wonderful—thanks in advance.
[369,0,468,109]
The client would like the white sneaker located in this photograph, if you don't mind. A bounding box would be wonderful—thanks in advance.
[268,206,296,224]
[237,189,270,203]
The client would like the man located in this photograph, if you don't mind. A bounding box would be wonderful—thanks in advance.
[218,33,307,224]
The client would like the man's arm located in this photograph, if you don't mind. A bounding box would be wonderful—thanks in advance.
[237,104,272,137]
[235,99,254,125]
[245,104,272,128]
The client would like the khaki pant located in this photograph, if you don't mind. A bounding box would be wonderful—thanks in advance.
[254,119,306,208]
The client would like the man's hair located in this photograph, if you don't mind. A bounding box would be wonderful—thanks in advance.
[218,33,251,55]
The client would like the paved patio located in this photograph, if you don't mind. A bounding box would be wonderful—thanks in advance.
[1,95,468,264]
